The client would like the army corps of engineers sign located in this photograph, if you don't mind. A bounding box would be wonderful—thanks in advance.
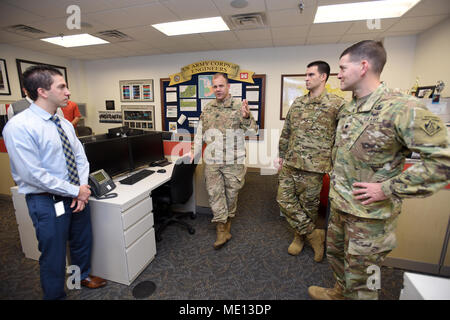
[169,60,255,86]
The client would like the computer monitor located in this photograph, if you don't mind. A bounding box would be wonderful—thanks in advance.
[84,136,131,177]
[108,126,144,138]
[76,102,87,117]
[128,132,165,170]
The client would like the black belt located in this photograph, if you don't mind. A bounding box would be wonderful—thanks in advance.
[27,193,69,201]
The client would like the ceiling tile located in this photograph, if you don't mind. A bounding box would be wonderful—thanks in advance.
[273,37,306,46]
[339,33,383,44]
[308,22,352,37]
[200,31,239,43]
[271,25,309,39]
[212,0,266,16]
[267,7,315,27]
[306,35,340,45]
[0,30,32,43]
[26,16,112,37]
[210,40,247,51]
[317,0,373,5]
[265,0,316,12]
[0,0,448,60]
[0,2,43,27]
[345,18,399,34]
[387,15,449,32]
[238,39,274,48]
[403,0,450,17]
[234,28,272,41]
[159,0,220,20]
[8,39,62,51]
[86,2,179,29]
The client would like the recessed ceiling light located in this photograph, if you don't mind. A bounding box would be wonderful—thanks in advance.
[230,0,249,9]
[152,16,229,36]
[41,33,109,47]
[314,0,421,23]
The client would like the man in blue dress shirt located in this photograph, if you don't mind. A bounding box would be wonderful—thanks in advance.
[3,65,106,299]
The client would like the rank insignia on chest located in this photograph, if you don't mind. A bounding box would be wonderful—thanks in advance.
[420,117,442,136]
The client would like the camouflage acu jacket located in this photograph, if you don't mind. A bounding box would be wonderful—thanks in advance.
[279,90,345,173]
[330,83,450,220]
[193,95,258,164]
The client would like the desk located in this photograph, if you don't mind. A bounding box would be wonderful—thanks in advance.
[11,162,195,285]
[400,272,450,300]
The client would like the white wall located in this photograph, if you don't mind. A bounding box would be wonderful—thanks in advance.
[413,18,450,97]
[83,37,417,167]
[1,34,424,167]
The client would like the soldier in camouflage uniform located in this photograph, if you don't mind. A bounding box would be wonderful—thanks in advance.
[308,40,450,300]
[192,73,258,249]
[276,61,345,262]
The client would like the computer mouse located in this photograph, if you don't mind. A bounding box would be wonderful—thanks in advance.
[157,169,166,173]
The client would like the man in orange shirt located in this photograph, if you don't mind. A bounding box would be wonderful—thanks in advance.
[61,99,81,127]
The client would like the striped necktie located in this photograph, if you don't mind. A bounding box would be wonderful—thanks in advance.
[50,115,80,186]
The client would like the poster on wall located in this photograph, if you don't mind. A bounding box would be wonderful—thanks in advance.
[99,111,122,123]
[198,75,215,99]
[119,79,154,102]
[0,59,11,95]
[16,59,67,98]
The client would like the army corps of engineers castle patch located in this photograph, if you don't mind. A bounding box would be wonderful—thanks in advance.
[420,116,442,136]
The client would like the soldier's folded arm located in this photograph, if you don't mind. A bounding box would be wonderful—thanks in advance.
[381,104,450,199]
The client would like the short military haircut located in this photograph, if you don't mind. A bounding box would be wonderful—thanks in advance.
[22,65,63,101]
[307,60,331,81]
[340,40,387,75]
[213,72,229,84]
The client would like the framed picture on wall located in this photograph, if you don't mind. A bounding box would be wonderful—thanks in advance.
[0,58,11,95]
[16,59,68,98]
[119,79,154,102]
[415,86,435,98]
[280,73,352,120]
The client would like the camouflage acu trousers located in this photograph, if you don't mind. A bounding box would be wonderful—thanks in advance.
[204,164,246,223]
[326,204,398,300]
[277,164,324,235]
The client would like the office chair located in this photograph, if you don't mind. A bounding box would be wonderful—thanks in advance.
[151,156,197,242]
[76,126,93,137]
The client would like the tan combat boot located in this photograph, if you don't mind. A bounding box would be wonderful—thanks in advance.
[287,232,304,256]
[225,218,232,241]
[308,283,345,300]
[306,229,325,262]
[213,222,228,249]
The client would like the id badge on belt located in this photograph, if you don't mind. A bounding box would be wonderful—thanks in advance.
[53,195,65,217]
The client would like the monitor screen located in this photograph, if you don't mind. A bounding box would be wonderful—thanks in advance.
[129,132,164,169]
[76,102,87,117]
[84,137,131,177]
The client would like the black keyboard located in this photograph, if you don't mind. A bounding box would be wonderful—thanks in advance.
[119,169,154,185]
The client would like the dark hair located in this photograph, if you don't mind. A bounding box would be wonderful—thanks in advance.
[340,40,387,74]
[213,72,228,84]
[22,65,63,100]
[307,60,331,81]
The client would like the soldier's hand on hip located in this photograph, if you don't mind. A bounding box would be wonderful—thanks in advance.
[241,99,250,118]
[352,182,387,205]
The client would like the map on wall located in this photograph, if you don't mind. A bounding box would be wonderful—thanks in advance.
[179,85,197,98]
[198,75,215,99]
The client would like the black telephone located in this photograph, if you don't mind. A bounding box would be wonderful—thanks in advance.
[88,169,118,199]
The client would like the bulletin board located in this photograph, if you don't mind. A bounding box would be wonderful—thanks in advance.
[160,73,265,140]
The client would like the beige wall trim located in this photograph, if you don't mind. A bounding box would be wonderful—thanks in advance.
[384,257,440,275]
